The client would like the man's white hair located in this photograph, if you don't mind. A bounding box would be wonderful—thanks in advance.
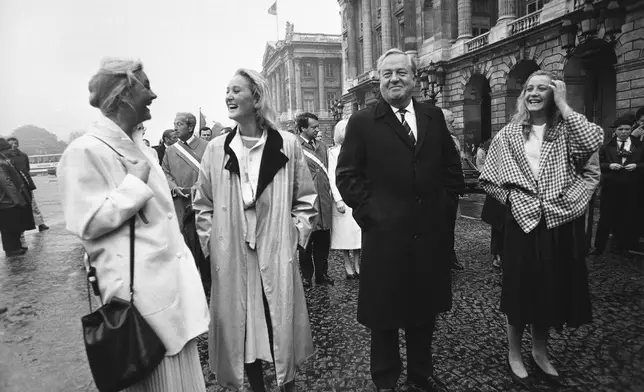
[376,48,417,75]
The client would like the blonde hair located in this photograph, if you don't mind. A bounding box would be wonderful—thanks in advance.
[88,58,144,118]
[333,119,348,145]
[510,70,564,140]
[234,68,279,131]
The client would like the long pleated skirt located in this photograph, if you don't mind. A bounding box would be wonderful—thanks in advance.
[124,339,206,392]
[501,207,593,330]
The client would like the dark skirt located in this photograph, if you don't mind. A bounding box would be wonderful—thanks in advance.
[501,207,592,329]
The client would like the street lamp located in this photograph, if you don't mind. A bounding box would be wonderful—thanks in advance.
[330,99,344,122]
[419,61,446,104]
[560,0,626,55]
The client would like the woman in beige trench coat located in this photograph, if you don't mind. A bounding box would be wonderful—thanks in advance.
[193,68,317,392]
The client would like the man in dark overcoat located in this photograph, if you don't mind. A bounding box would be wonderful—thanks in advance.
[593,114,644,256]
[336,48,464,392]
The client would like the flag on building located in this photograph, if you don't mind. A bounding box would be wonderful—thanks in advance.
[199,109,207,130]
[267,1,277,15]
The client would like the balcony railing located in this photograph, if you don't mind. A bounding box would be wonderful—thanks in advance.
[509,10,542,35]
[466,32,490,52]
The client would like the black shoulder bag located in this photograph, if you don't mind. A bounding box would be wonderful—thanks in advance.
[81,135,165,392]
[82,217,166,392]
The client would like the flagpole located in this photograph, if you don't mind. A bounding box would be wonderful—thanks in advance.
[275,0,279,41]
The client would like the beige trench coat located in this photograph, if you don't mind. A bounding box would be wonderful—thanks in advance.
[193,128,317,390]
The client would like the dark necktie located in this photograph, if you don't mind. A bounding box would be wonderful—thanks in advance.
[619,140,625,150]
[399,109,416,145]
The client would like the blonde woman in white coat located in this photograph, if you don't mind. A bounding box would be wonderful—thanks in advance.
[328,119,362,279]
[58,58,210,392]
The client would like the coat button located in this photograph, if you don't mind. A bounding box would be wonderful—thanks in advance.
[167,212,173,219]
[177,252,183,258]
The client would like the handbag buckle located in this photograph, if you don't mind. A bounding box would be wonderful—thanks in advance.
[87,266,100,296]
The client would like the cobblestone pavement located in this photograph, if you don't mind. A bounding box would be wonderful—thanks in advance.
[1,178,642,391]
[200,214,644,392]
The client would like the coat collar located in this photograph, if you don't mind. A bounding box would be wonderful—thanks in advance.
[223,127,289,200]
[86,115,147,160]
[374,98,430,155]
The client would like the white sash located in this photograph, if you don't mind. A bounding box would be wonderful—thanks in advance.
[174,142,201,170]
[302,148,329,179]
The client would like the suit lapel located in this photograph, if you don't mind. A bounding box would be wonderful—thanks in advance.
[375,99,414,150]
[413,99,430,155]
[223,130,240,175]
[256,129,289,199]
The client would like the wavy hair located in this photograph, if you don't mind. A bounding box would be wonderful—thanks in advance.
[88,58,144,119]
[234,68,279,131]
[510,70,564,140]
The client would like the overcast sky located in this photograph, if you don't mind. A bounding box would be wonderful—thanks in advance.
[0,0,341,143]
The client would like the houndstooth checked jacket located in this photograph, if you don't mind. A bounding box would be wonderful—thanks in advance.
[479,111,603,233]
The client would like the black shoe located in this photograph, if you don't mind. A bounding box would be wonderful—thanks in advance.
[346,272,357,280]
[0,307,7,315]
[5,249,27,257]
[315,274,334,286]
[407,375,448,392]
[21,246,28,251]
[507,358,534,390]
[530,356,564,386]
[302,278,312,289]
[38,224,49,232]
[589,248,603,256]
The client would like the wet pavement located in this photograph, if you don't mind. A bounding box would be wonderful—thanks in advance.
[1,178,643,391]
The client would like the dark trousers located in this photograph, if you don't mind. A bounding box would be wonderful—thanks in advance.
[490,227,504,256]
[584,195,596,255]
[183,211,211,284]
[595,188,637,252]
[370,318,436,389]
[244,290,275,392]
[298,229,331,280]
[1,230,22,252]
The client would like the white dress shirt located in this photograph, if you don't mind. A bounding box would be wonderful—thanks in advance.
[390,101,418,141]
[525,124,546,180]
[617,137,631,164]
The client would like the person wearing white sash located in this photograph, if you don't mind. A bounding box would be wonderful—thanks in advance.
[162,112,210,283]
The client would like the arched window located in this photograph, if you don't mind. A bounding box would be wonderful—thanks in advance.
[423,0,434,40]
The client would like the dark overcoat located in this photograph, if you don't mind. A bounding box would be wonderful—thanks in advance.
[336,98,465,329]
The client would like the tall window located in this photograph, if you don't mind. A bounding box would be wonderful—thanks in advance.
[358,40,364,74]
[472,0,490,13]
[375,28,383,59]
[326,91,337,106]
[423,0,434,40]
[324,63,334,78]
[526,0,548,14]
[304,91,315,112]
[472,26,489,36]
[303,62,313,77]
[398,20,404,49]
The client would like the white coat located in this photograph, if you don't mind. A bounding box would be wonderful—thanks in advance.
[57,115,210,355]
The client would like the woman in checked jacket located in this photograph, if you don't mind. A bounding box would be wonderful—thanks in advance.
[480,70,603,388]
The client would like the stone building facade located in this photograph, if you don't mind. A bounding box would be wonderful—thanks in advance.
[262,23,343,144]
[338,0,644,152]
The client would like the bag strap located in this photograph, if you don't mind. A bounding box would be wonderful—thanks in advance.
[129,217,135,303]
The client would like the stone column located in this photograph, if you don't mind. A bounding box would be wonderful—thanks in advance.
[497,0,516,23]
[294,58,303,112]
[362,0,373,71]
[272,73,278,112]
[346,0,358,79]
[318,59,326,112]
[457,0,473,41]
[276,67,283,113]
[381,0,392,52]
[287,56,295,114]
